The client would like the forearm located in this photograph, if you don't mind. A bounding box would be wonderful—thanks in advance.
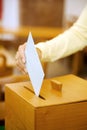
[36,6,87,62]
[36,27,87,62]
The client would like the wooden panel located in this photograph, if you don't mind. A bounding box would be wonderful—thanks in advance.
[36,102,87,130]
[19,0,64,27]
[5,86,35,130]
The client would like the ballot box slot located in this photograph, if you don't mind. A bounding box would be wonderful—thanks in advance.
[24,79,62,100]
[24,85,45,100]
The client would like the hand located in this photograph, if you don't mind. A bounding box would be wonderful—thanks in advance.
[15,43,42,74]
[15,43,27,74]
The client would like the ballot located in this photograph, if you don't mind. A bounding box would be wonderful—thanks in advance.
[25,32,45,96]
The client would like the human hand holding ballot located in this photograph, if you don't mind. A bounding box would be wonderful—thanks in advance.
[25,32,45,96]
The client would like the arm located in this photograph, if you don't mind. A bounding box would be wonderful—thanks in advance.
[15,5,87,73]
[36,5,87,62]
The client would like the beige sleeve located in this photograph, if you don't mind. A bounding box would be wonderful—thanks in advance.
[36,5,87,62]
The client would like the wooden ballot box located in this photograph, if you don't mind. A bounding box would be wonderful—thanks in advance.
[5,74,87,130]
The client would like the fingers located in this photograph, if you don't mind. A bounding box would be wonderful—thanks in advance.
[18,43,26,63]
[15,52,26,74]
[15,43,42,74]
[15,43,27,74]
[36,48,42,60]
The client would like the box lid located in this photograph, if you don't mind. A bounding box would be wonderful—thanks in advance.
[5,74,87,107]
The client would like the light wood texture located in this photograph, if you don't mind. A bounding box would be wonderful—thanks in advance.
[0,26,64,40]
[50,79,62,92]
[5,74,87,130]
[0,74,29,122]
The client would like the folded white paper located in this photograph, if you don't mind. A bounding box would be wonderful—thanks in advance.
[25,32,45,96]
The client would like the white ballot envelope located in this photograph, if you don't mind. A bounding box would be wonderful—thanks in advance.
[25,32,45,96]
